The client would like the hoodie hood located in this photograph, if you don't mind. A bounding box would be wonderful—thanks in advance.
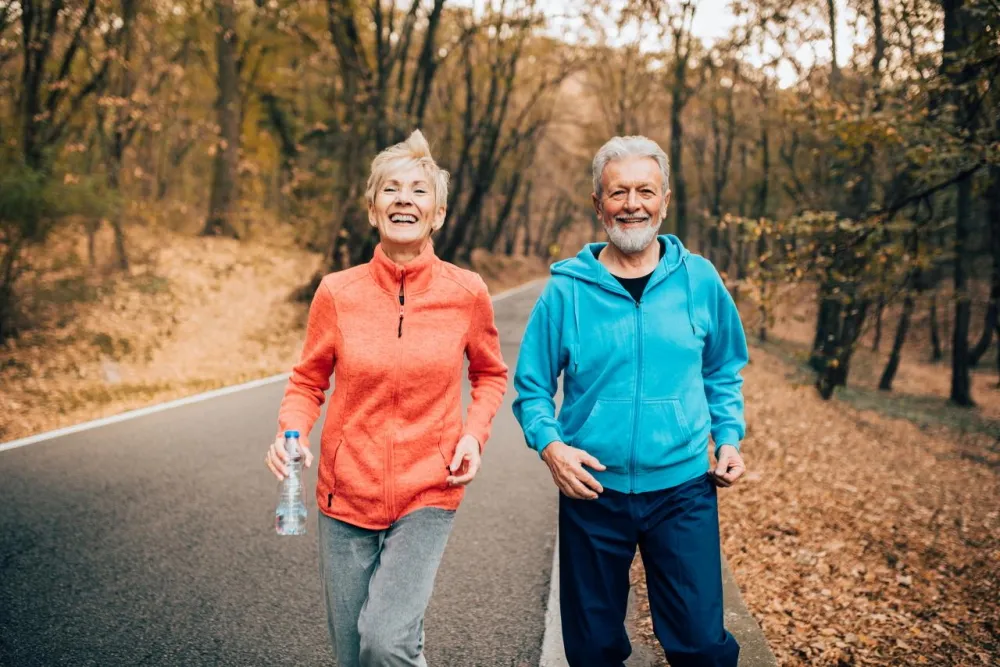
[551,234,689,284]
[551,234,696,342]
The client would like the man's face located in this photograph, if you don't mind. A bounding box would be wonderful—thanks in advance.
[592,157,670,255]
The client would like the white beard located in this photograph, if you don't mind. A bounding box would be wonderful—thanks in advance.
[604,219,659,255]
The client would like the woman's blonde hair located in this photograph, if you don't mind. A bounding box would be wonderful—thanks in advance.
[365,130,450,209]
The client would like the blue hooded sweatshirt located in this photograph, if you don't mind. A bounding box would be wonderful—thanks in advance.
[512,235,749,494]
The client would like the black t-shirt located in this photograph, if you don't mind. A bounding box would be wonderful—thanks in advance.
[593,239,666,303]
[615,273,654,304]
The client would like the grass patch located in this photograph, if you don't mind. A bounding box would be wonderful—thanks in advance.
[31,377,232,415]
[1,357,32,379]
[130,273,170,295]
[837,385,1000,441]
[90,332,134,359]
[66,382,176,412]
[37,278,102,305]
[91,332,116,356]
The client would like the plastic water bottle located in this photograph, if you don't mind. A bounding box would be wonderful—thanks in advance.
[275,430,307,535]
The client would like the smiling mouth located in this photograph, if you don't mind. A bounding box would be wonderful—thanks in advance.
[389,214,418,224]
[615,216,650,225]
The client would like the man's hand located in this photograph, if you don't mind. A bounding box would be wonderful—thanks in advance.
[541,441,606,500]
[711,444,745,487]
[447,435,482,486]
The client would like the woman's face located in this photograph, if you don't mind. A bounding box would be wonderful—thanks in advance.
[368,164,445,251]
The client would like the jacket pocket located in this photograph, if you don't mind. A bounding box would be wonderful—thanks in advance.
[436,422,463,485]
[569,399,632,473]
[329,437,344,497]
[436,430,452,472]
[635,399,694,472]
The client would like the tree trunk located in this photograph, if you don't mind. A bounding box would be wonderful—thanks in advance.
[661,0,697,241]
[485,172,523,253]
[872,297,885,351]
[0,237,24,341]
[82,143,101,269]
[991,149,1000,384]
[811,290,839,371]
[817,299,869,399]
[754,123,770,221]
[758,281,768,343]
[872,0,886,81]
[930,294,944,361]
[968,303,996,366]
[106,169,130,271]
[951,172,974,405]
[669,56,688,243]
[260,92,299,216]
[879,292,914,390]
[838,301,870,387]
[86,220,98,268]
[106,0,136,271]
[995,324,1000,387]
[519,181,534,257]
[110,218,129,271]
[18,0,106,171]
[972,156,1000,368]
[943,0,974,406]
[20,12,45,170]
[737,144,750,218]
[203,0,241,238]
[827,0,841,90]
[757,226,769,342]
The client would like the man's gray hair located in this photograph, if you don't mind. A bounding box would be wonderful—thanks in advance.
[592,136,670,199]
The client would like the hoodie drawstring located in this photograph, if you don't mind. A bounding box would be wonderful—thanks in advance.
[682,259,696,335]
[572,278,581,371]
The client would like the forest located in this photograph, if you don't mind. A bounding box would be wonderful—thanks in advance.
[1,0,999,405]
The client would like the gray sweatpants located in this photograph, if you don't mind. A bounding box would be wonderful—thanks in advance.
[317,508,455,667]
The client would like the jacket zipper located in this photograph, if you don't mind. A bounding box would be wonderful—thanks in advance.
[386,269,405,523]
[398,272,406,337]
[630,299,643,493]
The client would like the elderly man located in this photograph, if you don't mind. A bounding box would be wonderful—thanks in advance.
[513,135,748,667]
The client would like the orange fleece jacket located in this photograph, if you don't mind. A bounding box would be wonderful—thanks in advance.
[277,242,508,529]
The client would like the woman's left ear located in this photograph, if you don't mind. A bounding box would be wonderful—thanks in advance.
[432,206,446,232]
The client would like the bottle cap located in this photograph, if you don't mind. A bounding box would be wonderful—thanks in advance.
[284,430,300,439]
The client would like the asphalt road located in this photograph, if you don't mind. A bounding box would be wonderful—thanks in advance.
[0,282,557,667]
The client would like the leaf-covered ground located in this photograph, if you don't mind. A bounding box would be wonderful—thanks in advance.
[629,329,1000,665]
[0,224,319,442]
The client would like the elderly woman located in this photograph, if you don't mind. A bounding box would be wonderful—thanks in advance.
[265,130,508,666]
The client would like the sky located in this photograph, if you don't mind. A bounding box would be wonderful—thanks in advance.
[535,0,864,88]
[688,0,862,86]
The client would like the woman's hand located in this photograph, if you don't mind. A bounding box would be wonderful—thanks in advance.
[447,435,482,486]
[265,433,313,481]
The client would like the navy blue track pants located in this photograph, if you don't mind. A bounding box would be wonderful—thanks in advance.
[558,472,740,667]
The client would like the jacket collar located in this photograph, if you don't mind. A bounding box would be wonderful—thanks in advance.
[368,240,440,294]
